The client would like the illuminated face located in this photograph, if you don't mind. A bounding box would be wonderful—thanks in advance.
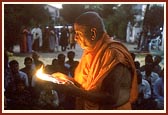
[74,23,94,50]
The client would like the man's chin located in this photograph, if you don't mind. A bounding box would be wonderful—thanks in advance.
[78,43,85,49]
[77,42,88,50]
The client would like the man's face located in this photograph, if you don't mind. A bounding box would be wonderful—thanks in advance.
[25,60,32,68]
[58,55,65,65]
[68,53,74,60]
[74,23,93,50]
[10,63,19,73]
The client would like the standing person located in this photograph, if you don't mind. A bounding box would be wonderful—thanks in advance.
[69,27,76,49]
[138,30,147,51]
[31,24,42,51]
[60,26,69,51]
[27,27,33,53]
[49,26,56,52]
[52,12,138,110]
[20,26,28,53]
[136,31,142,50]
[42,27,50,52]
[55,28,60,52]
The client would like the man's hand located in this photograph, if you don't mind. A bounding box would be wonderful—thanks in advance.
[52,72,80,87]
[53,80,81,96]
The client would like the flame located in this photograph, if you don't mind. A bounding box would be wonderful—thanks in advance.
[36,66,74,84]
[36,66,59,83]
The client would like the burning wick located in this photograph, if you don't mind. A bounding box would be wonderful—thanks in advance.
[36,66,74,84]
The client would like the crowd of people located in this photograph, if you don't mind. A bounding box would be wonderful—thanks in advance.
[4,50,79,110]
[131,53,164,110]
[20,24,76,53]
[4,11,164,110]
[4,51,164,110]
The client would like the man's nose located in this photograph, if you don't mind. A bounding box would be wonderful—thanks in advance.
[74,35,78,41]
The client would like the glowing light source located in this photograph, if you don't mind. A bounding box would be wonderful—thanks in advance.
[160,27,163,31]
[36,66,74,84]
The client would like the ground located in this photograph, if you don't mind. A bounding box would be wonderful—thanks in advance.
[8,42,164,69]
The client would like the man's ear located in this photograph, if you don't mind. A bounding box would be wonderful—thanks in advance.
[91,28,97,40]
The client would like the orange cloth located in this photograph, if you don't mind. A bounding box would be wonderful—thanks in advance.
[74,33,138,109]
[21,29,28,53]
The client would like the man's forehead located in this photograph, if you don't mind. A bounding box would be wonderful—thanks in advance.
[74,24,86,29]
[11,64,19,68]
[74,24,88,33]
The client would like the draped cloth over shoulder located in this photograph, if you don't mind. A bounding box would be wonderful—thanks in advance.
[74,33,138,110]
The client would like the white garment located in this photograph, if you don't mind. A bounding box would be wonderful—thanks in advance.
[18,71,29,87]
[141,71,159,89]
[31,27,43,47]
[5,71,29,88]
[138,79,151,99]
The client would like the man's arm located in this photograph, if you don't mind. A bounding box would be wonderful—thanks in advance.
[53,64,132,107]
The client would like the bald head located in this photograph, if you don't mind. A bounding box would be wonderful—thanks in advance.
[75,11,106,38]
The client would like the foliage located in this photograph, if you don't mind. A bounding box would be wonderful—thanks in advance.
[59,4,85,25]
[100,4,117,18]
[103,4,135,40]
[4,4,164,52]
[60,4,135,40]
[143,5,164,33]
[4,4,51,50]
[59,4,105,25]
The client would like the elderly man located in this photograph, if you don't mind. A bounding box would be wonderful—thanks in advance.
[52,11,138,110]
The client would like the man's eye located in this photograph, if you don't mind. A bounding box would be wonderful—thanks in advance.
[74,31,83,37]
[75,32,79,36]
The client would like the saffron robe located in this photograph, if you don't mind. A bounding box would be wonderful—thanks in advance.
[74,33,138,109]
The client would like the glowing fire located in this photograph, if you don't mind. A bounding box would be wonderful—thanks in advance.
[36,66,73,84]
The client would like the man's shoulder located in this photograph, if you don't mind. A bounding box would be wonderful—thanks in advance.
[20,67,26,72]
[142,79,150,86]
[106,63,131,79]
[151,72,159,78]
[37,60,44,64]
[154,77,163,84]
[19,71,27,77]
